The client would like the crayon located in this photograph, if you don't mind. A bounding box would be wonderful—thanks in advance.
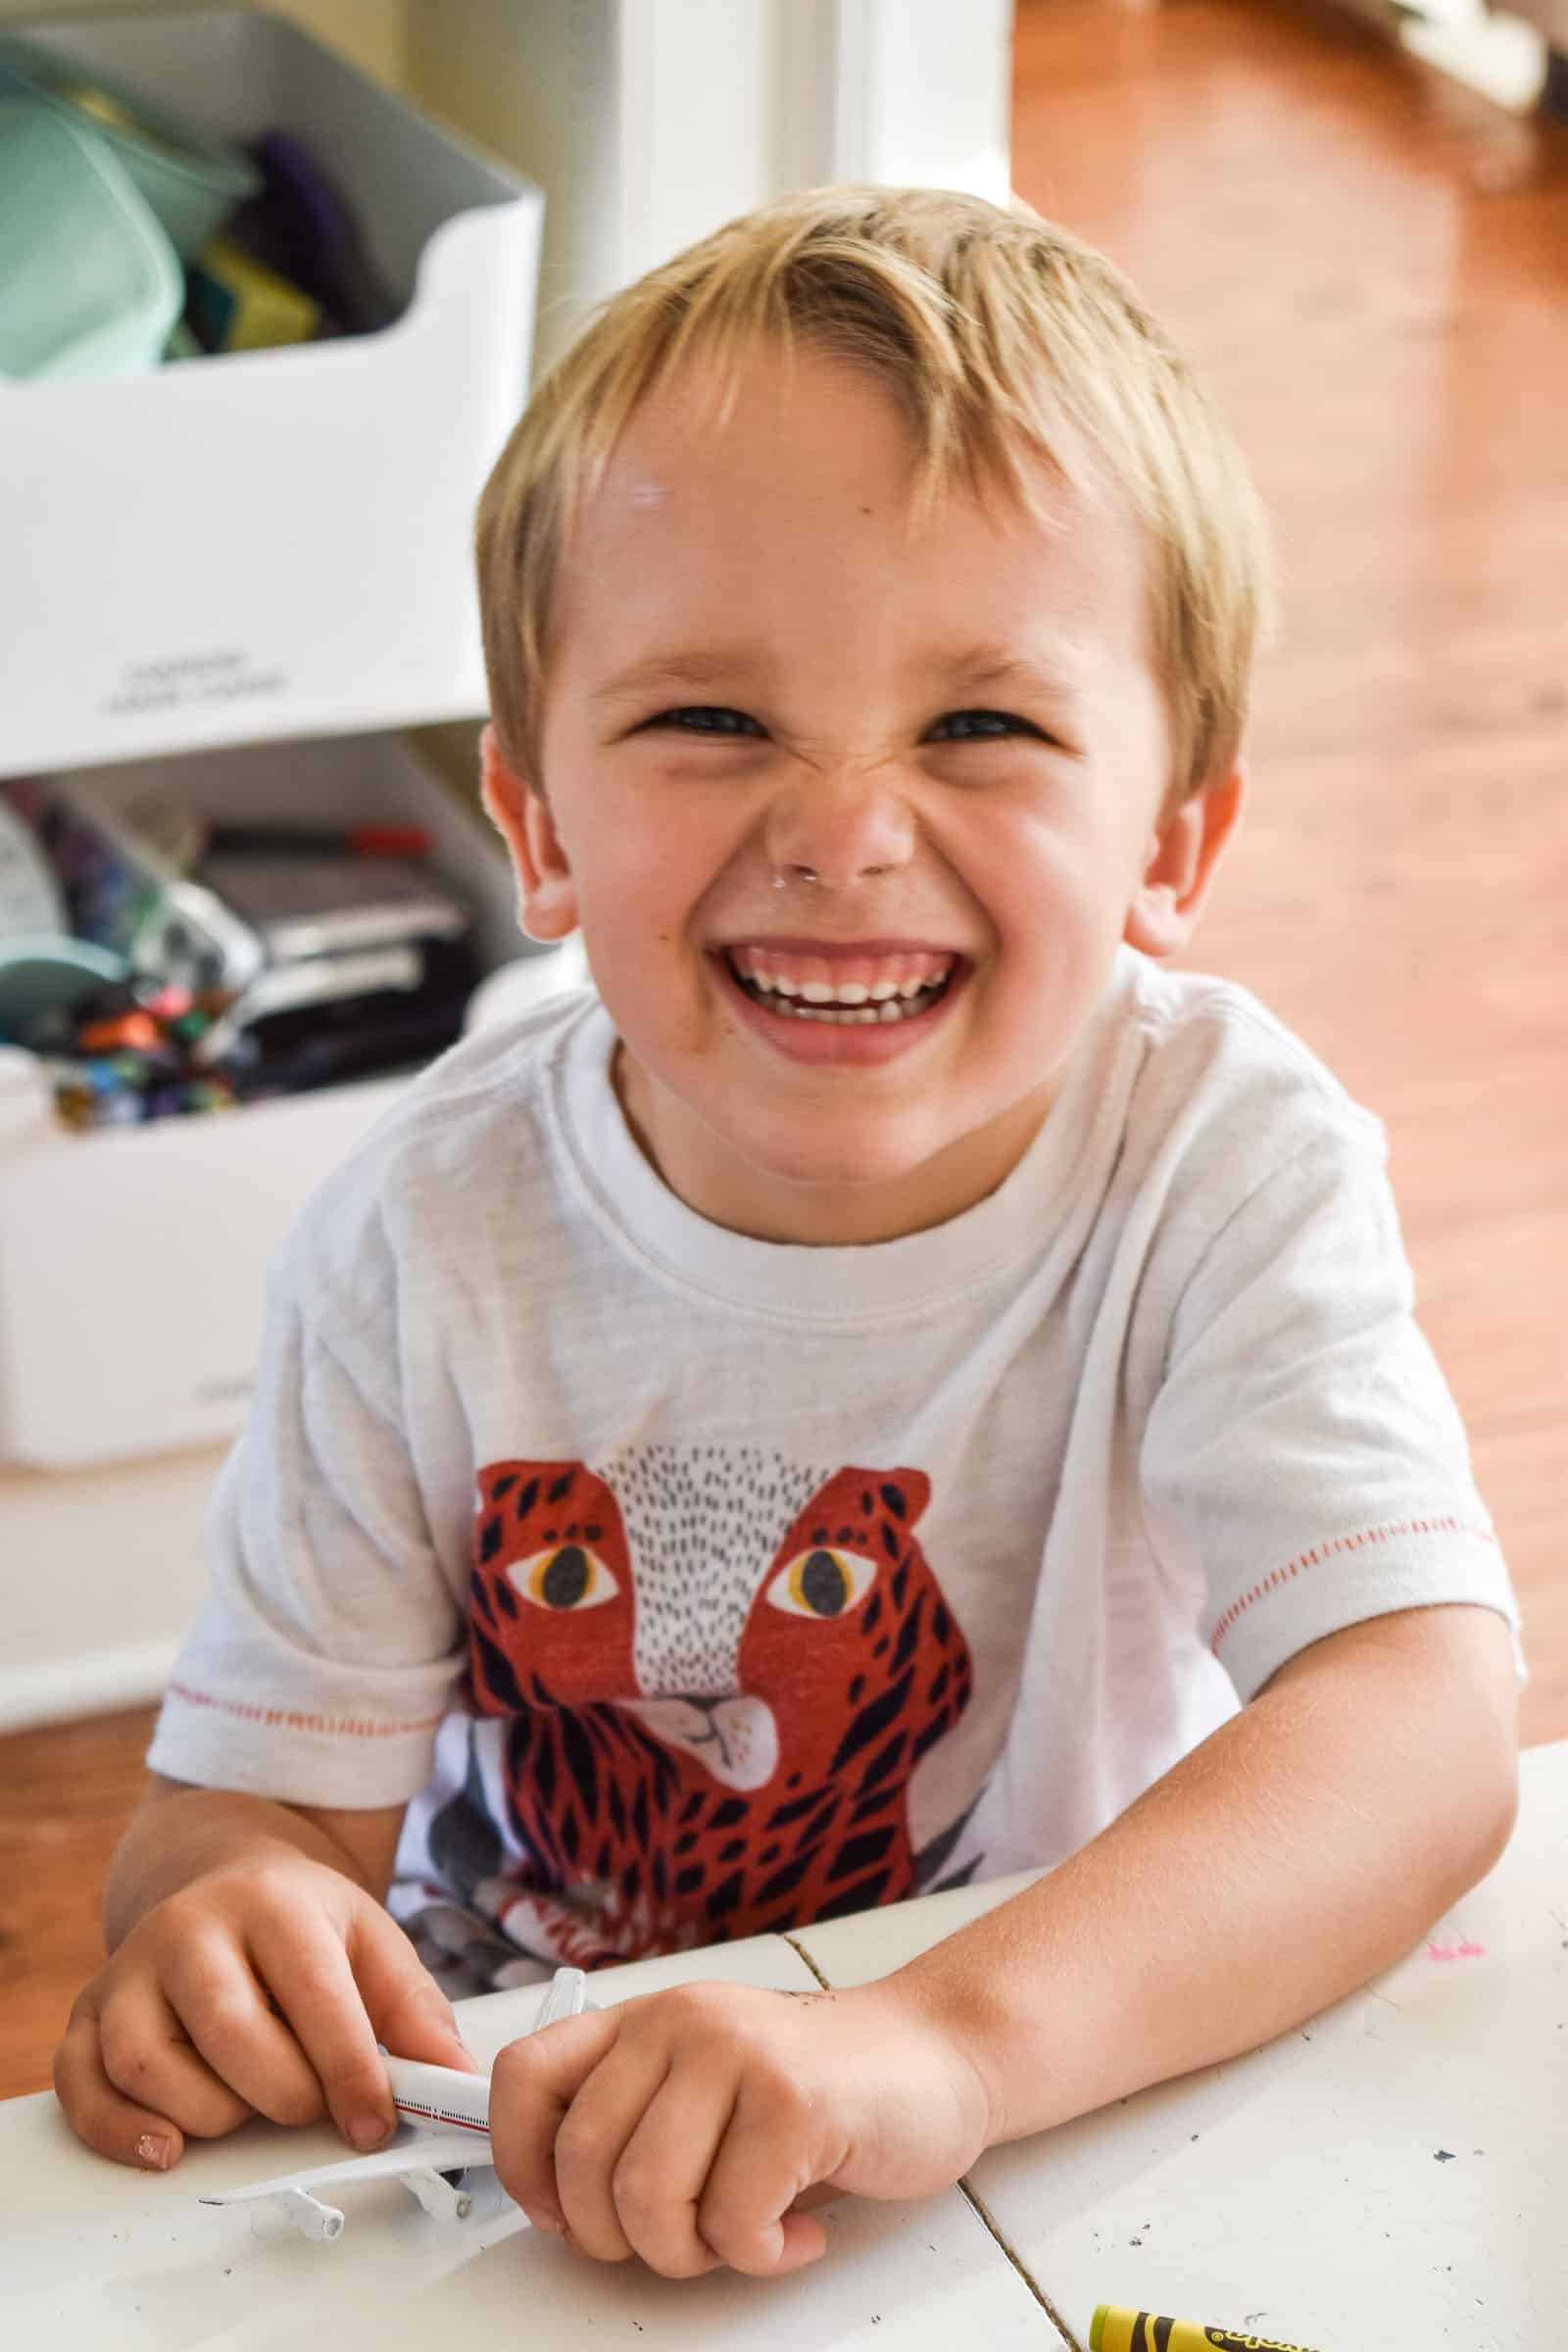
[76,1011,164,1054]
[1091,2307,1325,2352]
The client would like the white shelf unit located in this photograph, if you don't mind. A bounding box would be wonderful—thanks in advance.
[0,7,544,773]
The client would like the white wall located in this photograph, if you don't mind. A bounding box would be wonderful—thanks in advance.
[409,0,1014,376]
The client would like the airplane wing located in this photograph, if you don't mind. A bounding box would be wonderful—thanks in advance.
[200,2127,491,2205]
[198,2126,496,2238]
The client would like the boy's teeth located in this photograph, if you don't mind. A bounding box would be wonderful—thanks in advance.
[728,960,956,1023]
[730,951,956,1007]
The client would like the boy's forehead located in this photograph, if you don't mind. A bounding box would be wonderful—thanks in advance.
[564,506,1152,696]
[595,347,916,505]
[592,399,1129,547]
[553,345,1157,680]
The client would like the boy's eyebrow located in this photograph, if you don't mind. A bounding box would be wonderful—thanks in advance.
[589,651,768,710]
[932,644,1088,703]
[588,643,1088,710]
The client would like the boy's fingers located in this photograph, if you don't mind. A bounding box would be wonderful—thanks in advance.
[92,1976,255,2141]
[547,2042,682,2263]
[162,1938,325,2130]
[489,2007,622,2231]
[244,1906,400,2147]
[696,2078,833,2278]
[54,2003,191,2170]
[602,2072,735,2278]
[348,1907,477,2072]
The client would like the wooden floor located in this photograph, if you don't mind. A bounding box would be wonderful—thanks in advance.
[2,0,1564,2104]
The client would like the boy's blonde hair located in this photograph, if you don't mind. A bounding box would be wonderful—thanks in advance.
[476,185,1274,808]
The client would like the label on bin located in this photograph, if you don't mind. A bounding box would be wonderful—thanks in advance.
[102,649,290,719]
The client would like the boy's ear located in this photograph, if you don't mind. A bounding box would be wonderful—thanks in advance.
[1123,761,1247,958]
[478,723,580,941]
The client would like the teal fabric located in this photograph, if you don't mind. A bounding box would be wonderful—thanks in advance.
[0,96,180,381]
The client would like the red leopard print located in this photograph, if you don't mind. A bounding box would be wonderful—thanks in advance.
[464,1449,973,1966]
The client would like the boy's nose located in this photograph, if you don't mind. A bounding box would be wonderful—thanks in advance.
[761,764,917,889]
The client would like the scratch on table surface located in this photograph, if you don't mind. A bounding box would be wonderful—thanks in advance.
[956,2178,1085,2350]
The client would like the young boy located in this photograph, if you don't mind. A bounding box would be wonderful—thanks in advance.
[56,187,1520,2282]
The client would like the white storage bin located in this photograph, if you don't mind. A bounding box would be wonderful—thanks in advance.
[0,731,586,1470]
[0,8,542,776]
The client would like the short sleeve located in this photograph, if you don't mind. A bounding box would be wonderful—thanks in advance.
[147,1240,465,1807]
[1139,1124,1523,1704]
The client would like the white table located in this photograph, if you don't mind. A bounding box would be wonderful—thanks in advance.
[793,1739,1568,2352]
[5,1743,1562,2351]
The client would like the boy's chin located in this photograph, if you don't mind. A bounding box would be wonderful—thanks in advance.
[619,1044,1034,1237]
[733,1103,954,1187]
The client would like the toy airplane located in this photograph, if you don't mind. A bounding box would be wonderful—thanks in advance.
[199,1965,591,2241]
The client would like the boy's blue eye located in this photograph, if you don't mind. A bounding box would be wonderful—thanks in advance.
[927,709,1044,742]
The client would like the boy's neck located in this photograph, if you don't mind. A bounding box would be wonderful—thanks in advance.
[610,1044,1062,1248]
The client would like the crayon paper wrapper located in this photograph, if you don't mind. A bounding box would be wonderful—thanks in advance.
[1094,2309,1322,2352]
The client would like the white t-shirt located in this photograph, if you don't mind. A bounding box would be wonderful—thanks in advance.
[149,948,1520,1993]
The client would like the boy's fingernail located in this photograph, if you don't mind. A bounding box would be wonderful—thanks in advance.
[527,2207,564,2234]
[349,2115,392,2149]
[134,2132,173,2170]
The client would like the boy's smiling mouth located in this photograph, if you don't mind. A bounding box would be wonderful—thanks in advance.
[712,939,968,1060]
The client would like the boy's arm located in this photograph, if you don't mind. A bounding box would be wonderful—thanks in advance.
[890,1600,1519,2145]
[103,1773,410,1942]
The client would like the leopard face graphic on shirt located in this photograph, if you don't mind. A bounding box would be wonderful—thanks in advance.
[452,1444,975,1967]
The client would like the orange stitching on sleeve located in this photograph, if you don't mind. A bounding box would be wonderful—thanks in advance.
[1209,1517,1499,1655]
[167,1680,446,1740]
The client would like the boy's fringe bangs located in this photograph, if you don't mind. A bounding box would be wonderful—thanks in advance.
[567,223,1027,526]
[478,188,1274,799]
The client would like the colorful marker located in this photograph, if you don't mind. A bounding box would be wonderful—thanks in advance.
[1091,2307,1325,2352]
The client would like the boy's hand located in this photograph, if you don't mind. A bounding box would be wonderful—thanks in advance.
[54,1852,474,2171]
[488,1977,993,2279]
